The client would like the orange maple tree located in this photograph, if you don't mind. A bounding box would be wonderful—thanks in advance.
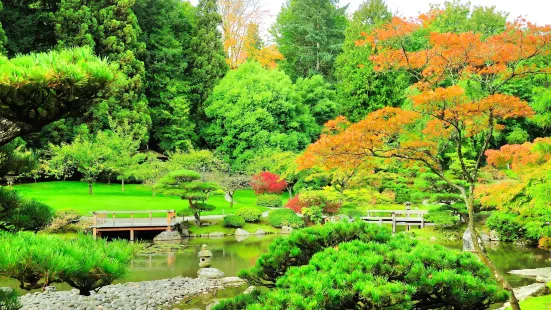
[299,13,551,309]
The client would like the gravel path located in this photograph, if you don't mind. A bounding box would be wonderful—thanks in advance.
[20,276,245,310]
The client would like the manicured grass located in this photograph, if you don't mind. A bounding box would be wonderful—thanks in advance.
[14,181,284,216]
[506,294,551,310]
[189,218,280,234]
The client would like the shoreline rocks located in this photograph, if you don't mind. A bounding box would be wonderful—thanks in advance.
[153,231,182,242]
[510,267,551,283]
[20,276,246,310]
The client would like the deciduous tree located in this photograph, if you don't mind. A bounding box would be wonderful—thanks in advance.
[250,172,287,195]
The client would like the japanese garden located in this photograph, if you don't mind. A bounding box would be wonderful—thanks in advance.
[1,0,551,309]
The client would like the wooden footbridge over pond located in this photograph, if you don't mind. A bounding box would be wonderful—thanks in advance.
[92,210,177,241]
[91,209,432,240]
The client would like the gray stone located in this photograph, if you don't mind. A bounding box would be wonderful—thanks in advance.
[197,268,225,279]
[243,286,256,295]
[180,228,190,237]
[208,232,224,237]
[252,229,266,235]
[462,227,482,252]
[235,228,250,236]
[429,236,438,241]
[221,277,246,287]
[281,226,293,234]
[498,283,547,309]
[509,267,551,280]
[235,234,250,242]
[479,232,490,241]
[490,230,500,241]
[153,231,182,242]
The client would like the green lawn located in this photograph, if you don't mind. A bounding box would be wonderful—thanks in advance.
[506,294,551,310]
[14,181,281,216]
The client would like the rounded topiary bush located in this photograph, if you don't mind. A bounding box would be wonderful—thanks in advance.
[268,208,304,228]
[235,207,263,222]
[223,215,246,228]
[256,194,282,208]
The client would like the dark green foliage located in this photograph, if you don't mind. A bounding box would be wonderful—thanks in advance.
[272,0,347,80]
[0,232,138,294]
[0,47,118,146]
[214,290,262,310]
[222,215,245,228]
[225,222,508,309]
[268,208,304,229]
[295,75,339,126]
[486,212,525,242]
[0,138,37,178]
[187,0,228,139]
[6,200,55,233]
[239,221,389,287]
[134,0,196,151]
[0,187,54,232]
[203,62,318,164]
[256,194,282,208]
[154,169,220,224]
[0,288,20,310]
[0,2,7,55]
[341,208,364,218]
[235,207,263,222]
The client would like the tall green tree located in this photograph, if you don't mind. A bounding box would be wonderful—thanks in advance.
[0,2,7,55]
[187,0,228,142]
[53,0,150,143]
[295,75,338,126]
[134,0,196,152]
[335,0,409,122]
[203,62,318,167]
[272,0,347,81]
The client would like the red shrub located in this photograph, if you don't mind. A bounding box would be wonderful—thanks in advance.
[285,195,306,213]
[250,171,287,194]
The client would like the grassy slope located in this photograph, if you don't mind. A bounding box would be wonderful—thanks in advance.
[506,294,551,310]
[14,181,285,215]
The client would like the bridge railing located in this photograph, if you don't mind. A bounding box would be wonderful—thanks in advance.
[365,209,428,218]
[91,210,176,227]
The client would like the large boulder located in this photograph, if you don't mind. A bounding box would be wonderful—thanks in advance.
[153,231,182,242]
[221,277,246,287]
[462,227,482,252]
[252,229,266,235]
[197,268,225,279]
[235,228,250,236]
[208,232,224,237]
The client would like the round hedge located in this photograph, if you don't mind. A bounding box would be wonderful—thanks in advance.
[268,208,304,228]
[256,194,282,208]
[235,207,263,222]
[223,215,246,228]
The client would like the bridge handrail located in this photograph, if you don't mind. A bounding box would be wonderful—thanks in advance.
[92,210,177,227]
[366,210,427,214]
[91,210,175,214]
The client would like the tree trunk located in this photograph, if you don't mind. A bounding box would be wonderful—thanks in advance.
[287,186,293,198]
[193,212,201,226]
[229,192,234,208]
[88,182,93,195]
[121,179,125,192]
[463,193,521,310]
[107,178,111,185]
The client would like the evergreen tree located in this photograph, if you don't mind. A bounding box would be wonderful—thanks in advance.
[187,0,228,144]
[0,2,7,55]
[272,0,347,81]
[335,0,409,122]
[134,0,196,152]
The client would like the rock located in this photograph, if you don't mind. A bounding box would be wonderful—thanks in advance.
[221,277,246,287]
[180,228,190,237]
[281,226,293,234]
[190,234,197,237]
[206,299,223,310]
[490,230,500,241]
[208,232,224,237]
[448,236,457,241]
[197,268,225,279]
[510,267,551,280]
[462,227,482,252]
[153,231,182,242]
[536,275,551,283]
[429,237,437,241]
[235,234,250,242]
[479,232,490,241]
[252,229,266,235]
[498,283,547,309]
[243,286,256,295]
[235,228,250,236]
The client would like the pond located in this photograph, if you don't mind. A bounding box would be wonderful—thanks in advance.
[2,234,551,309]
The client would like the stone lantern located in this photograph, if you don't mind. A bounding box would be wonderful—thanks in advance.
[198,244,212,268]
[404,201,412,210]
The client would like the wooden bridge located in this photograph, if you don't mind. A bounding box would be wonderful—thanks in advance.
[360,210,433,233]
[92,210,177,241]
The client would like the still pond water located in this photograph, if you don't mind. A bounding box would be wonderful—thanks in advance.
[2,234,551,308]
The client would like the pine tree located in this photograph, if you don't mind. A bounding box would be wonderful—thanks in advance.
[272,0,347,81]
[187,0,229,141]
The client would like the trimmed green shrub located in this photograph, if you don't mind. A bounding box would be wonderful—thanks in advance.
[218,222,509,309]
[0,288,20,310]
[0,232,139,295]
[235,207,263,222]
[223,215,245,228]
[256,194,282,208]
[268,208,304,229]
[7,200,55,232]
[486,212,524,242]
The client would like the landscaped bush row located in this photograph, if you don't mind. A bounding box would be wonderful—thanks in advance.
[235,207,263,222]
[0,232,139,295]
[268,208,304,228]
[256,194,282,208]
[223,215,246,228]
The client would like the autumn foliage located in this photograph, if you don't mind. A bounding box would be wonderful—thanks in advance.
[284,195,304,213]
[250,171,287,195]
